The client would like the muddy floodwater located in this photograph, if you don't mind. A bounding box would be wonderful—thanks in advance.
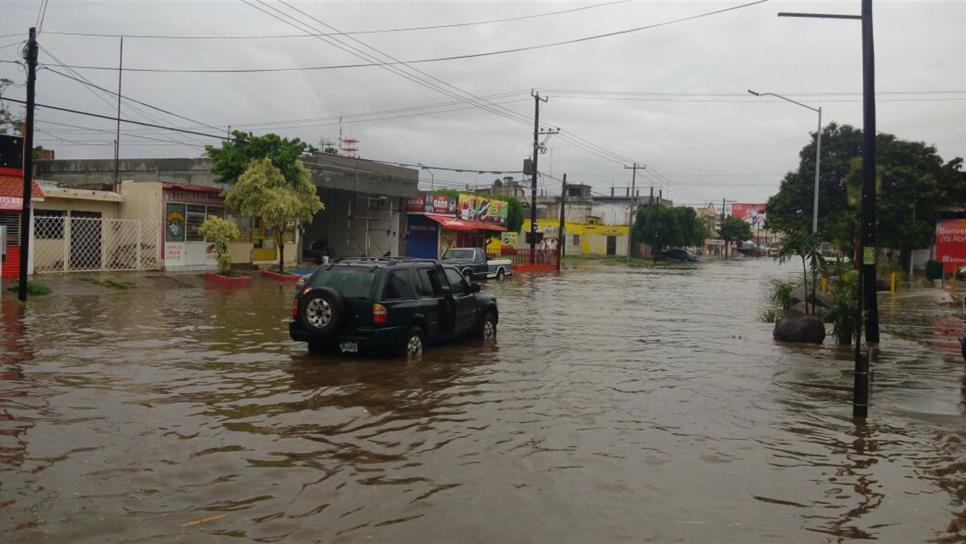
[1,259,963,543]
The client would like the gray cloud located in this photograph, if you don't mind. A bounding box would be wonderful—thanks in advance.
[2,0,964,206]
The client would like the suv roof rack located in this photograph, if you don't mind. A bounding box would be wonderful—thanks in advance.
[326,256,440,268]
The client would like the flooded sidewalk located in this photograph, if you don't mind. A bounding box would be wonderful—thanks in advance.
[0,259,963,543]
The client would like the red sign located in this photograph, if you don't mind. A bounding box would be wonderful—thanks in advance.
[407,192,456,214]
[0,196,22,210]
[731,203,767,228]
[936,219,966,273]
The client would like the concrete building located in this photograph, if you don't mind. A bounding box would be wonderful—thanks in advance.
[32,154,418,273]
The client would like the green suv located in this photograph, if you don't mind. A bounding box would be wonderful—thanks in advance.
[290,258,499,357]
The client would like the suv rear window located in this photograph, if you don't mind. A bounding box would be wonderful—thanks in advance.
[308,266,376,298]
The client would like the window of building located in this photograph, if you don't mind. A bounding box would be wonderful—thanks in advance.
[185,205,206,242]
[165,203,186,243]
[34,209,66,239]
[573,234,580,246]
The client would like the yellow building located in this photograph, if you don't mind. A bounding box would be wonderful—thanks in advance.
[521,218,630,257]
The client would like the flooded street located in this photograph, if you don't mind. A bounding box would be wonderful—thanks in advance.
[1,259,963,543]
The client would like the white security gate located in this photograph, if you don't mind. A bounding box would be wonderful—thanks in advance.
[32,215,161,273]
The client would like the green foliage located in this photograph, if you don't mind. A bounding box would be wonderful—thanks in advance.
[5,281,51,296]
[199,216,241,275]
[825,271,858,345]
[223,158,323,272]
[0,77,20,134]
[770,280,796,311]
[505,196,524,233]
[775,229,823,314]
[720,217,753,245]
[432,188,461,200]
[206,131,316,187]
[758,307,778,323]
[632,205,706,258]
[766,123,966,255]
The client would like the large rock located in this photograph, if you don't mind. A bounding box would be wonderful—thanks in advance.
[790,286,833,308]
[773,310,826,344]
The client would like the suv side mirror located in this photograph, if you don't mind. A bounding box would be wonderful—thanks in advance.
[470,282,481,293]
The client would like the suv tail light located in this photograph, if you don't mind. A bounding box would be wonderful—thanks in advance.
[291,298,299,319]
[373,303,388,325]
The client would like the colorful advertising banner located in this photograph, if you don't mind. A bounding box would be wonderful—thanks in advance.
[457,193,508,226]
[731,203,767,229]
[406,192,457,214]
[935,219,966,273]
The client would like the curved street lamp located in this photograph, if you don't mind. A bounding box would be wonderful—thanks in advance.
[748,89,822,235]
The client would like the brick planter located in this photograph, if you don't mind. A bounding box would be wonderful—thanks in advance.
[260,270,301,282]
[204,272,252,287]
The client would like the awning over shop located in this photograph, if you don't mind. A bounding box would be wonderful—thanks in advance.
[0,167,46,210]
[424,213,505,232]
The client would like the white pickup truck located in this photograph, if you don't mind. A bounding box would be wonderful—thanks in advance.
[440,247,513,281]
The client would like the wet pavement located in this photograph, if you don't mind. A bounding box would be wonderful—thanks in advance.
[0,259,963,543]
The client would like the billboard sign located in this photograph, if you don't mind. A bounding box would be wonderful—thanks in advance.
[406,192,457,214]
[935,219,966,273]
[457,193,508,226]
[731,203,767,229]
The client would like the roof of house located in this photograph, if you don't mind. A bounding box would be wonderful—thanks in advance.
[0,167,46,200]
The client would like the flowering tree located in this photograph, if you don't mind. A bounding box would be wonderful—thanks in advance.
[224,158,323,272]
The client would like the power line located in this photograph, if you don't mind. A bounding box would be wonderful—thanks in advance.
[42,0,769,73]
[42,66,227,133]
[0,96,229,139]
[38,0,631,40]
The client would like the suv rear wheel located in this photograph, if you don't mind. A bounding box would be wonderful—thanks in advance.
[402,326,425,359]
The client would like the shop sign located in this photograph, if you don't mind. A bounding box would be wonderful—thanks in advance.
[407,192,457,214]
[164,189,223,206]
[501,232,518,247]
[165,244,184,262]
[457,193,508,226]
[935,219,966,273]
[0,196,22,211]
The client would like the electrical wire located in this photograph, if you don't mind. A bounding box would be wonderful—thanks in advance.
[39,0,631,40]
[35,0,50,35]
[0,96,229,139]
[42,0,769,73]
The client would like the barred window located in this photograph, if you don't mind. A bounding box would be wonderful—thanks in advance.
[35,209,66,239]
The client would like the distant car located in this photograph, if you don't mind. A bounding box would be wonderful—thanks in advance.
[658,248,699,262]
[440,247,513,280]
[290,258,499,358]
[957,266,966,280]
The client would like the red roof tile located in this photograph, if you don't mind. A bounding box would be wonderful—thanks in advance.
[0,168,45,200]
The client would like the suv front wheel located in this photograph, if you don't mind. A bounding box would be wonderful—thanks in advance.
[475,311,497,341]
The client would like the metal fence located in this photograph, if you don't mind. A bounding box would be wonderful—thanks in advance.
[32,215,161,274]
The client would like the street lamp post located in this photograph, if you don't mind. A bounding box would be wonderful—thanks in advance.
[748,89,823,234]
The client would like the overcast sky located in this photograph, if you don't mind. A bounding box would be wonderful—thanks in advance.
[1,0,964,206]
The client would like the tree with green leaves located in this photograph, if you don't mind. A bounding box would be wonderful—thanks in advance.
[206,131,319,187]
[1,78,21,134]
[766,123,965,265]
[775,229,822,315]
[199,216,241,276]
[223,158,323,273]
[632,205,706,260]
[505,196,524,233]
[719,217,753,258]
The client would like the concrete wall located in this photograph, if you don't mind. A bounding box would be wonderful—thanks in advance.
[521,219,629,257]
[118,181,163,224]
[36,158,217,188]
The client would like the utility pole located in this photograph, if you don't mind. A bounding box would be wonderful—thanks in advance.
[624,163,645,262]
[720,197,727,258]
[557,173,566,272]
[114,37,123,191]
[528,90,558,264]
[778,0,877,419]
[18,27,37,302]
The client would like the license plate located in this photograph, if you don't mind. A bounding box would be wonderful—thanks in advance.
[339,342,358,353]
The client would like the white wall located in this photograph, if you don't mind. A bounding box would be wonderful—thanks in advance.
[593,202,633,226]
[304,189,404,258]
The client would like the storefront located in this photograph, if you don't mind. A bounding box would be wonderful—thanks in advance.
[0,167,45,279]
[162,183,224,271]
[405,192,507,257]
